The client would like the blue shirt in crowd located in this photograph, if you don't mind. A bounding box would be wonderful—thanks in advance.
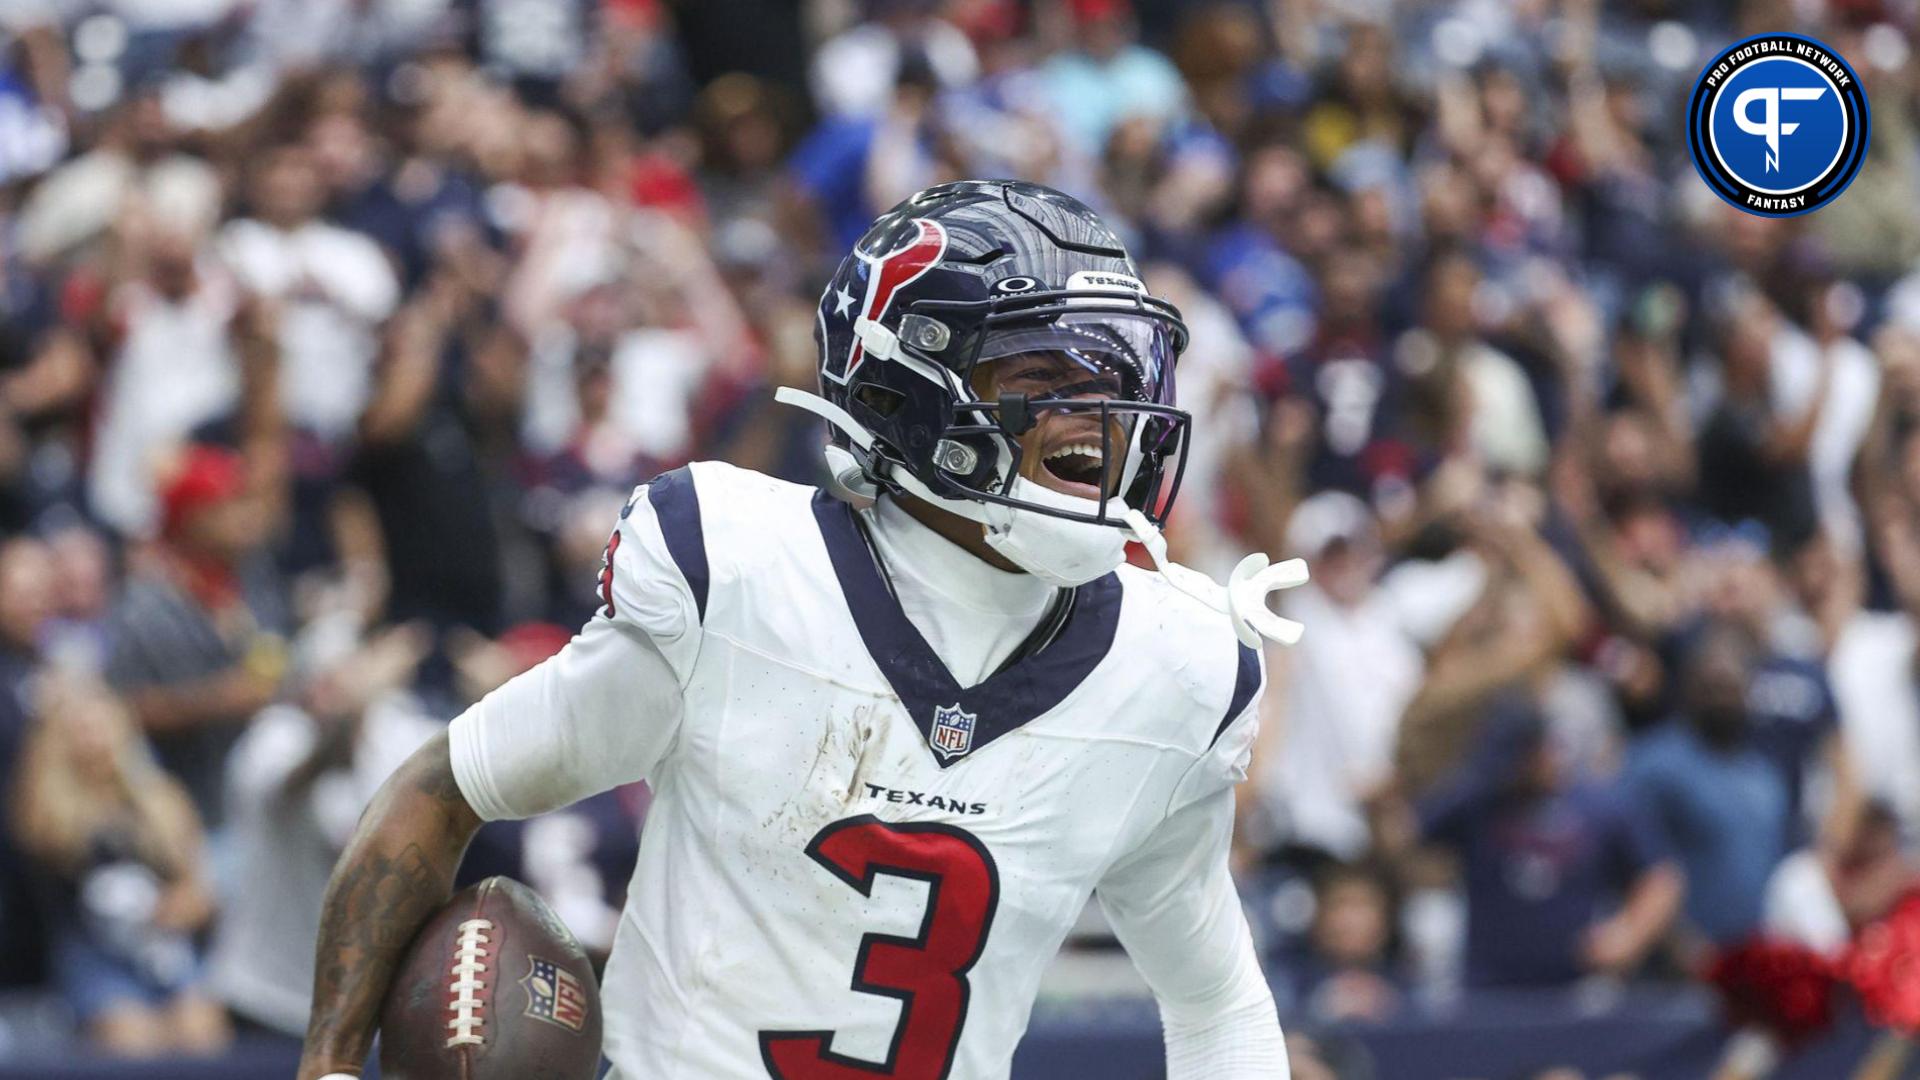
[1421,764,1669,986]
[787,116,882,255]
[1625,722,1788,944]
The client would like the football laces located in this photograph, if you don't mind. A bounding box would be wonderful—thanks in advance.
[446,918,494,1049]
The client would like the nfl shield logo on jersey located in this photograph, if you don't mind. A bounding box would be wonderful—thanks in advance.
[930,703,977,760]
[521,956,588,1033]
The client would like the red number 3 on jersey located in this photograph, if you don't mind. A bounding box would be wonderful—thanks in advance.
[758,815,1001,1080]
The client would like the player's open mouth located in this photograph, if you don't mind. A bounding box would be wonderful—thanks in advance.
[1038,442,1108,500]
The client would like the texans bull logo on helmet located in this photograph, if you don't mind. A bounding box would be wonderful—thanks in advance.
[826,217,950,385]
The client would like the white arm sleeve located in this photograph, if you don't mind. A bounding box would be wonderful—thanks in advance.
[448,615,685,821]
[1096,698,1288,1080]
[1163,995,1292,1079]
[450,477,704,821]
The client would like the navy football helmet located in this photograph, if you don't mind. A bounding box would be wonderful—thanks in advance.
[788,180,1192,529]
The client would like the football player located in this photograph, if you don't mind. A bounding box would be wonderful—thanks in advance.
[299,181,1306,1080]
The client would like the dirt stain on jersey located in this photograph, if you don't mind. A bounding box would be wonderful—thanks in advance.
[843,711,879,808]
[761,702,878,849]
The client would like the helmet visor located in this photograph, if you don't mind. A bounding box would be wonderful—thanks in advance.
[935,311,1185,523]
[975,311,1177,408]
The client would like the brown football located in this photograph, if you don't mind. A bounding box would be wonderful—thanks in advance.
[380,876,603,1080]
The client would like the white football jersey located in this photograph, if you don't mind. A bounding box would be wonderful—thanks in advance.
[449,461,1274,1080]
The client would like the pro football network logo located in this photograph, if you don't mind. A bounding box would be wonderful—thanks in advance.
[1687,33,1869,217]
[930,703,977,760]
[520,956,588,1033]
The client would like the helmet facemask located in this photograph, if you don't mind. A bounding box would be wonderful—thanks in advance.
[900,289,1192,531]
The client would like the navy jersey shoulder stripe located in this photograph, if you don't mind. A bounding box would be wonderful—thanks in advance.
[1211,643,1262,748]
[645,467,709,621]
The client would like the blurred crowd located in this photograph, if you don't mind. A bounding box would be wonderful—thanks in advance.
[5,0,1920,1072]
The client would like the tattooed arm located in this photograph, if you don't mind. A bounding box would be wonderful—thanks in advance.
[297,730,481,1079]
[297,600,686,1076]
[295,470,701,1076]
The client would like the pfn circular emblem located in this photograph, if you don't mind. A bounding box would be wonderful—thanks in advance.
[1687,33,1869,217]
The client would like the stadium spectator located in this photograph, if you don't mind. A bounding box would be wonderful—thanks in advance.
[107,445,288,829]
[40,521,116,673]
[86,199,258,537]
[0,259,88,533]
[1394,480,1590,792]
[1249,491,1421,866]
[1299,21,1416,175]
[1829,552,1920,848]
[1042,0,1185,156]
[220,139,399,567]
[1200,141,1320,360]
[1689,534,1861,854]
[0,536,55,987]
[1267,247,1410,501]
[0,535,52,780]
[208,620,435,1038]
[1694,295,1823,551]
[810,0,978,120]
[11,86,215,267]
[787,47,956,256]
[1836,366,1920,844]
[1398,703,1681,987]
[1762,801,1915,955]
[10,674,229,1056]
[351,263,511,635]
[1627,622,1792,947]
[218,139,401,436]
[1282,862,1405,1023]
[1393,247,1549,480]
